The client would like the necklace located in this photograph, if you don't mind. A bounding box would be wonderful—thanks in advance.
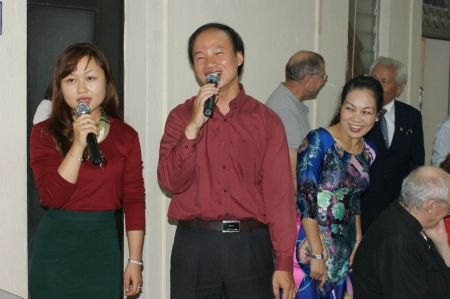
[332,124,364,154]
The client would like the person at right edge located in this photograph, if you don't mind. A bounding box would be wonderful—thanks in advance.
[157,23,296,299]
[353,166,450,298]
[440,153,450,243]
[361,56,425,234]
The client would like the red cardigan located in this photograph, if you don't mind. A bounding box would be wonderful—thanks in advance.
[30,117,145,231]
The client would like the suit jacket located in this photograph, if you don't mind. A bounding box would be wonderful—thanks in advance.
[361,100,425,233]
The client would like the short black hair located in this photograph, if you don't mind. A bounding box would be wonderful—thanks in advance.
[329,75,384,126]
[188,23,245,76]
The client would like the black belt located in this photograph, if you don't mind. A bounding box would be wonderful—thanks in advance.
[179,219,267,233]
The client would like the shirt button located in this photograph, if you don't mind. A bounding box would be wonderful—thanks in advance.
[224,189,228,193]
[185,145,188,149]
[225,213,230,217]
[222,166,226,169]
[193,144,196,148]
[224,118,228,122]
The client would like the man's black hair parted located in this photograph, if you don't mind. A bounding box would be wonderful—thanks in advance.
[188,23,245,76]
[329,75,384,126]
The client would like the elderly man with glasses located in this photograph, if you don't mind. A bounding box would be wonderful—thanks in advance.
[266,51,326,194]
[353,166,450,299]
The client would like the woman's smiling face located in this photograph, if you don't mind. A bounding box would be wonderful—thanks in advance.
[339,89,378,140]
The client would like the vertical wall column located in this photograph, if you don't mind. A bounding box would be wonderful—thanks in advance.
[0,0,28,298]
[124,0,171,298]
[378,0,422,108]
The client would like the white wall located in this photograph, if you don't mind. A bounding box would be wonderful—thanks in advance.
[124,1,423,298]
[0,0,423,298]
[422,38,450,165]
[124,1,348,298]
[378,0,422,108]
[0,0,28,298]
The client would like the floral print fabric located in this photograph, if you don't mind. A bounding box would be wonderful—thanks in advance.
[295,128,376,298]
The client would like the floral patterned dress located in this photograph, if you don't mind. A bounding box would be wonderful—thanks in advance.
[295,128,376,299]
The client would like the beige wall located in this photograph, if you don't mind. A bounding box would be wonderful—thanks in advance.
[422,38,450,165]
[379,0,422,108]
[0,0,28,298]
[1,0,424,298]
[124,1,349,298]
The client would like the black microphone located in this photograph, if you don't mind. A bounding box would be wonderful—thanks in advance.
[75,103,104,166]
[203,73,220,117]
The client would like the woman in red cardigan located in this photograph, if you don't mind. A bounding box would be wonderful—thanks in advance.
[30,43,145,299]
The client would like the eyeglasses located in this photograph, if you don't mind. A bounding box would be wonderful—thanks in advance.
[309,73,328,81]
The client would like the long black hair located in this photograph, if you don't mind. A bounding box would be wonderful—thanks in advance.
[329,75,383,126]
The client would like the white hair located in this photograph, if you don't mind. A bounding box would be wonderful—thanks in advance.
[400,167,450,210]
[370,56,407,87]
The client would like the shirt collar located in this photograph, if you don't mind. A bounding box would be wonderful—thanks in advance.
[228,83,246,115]
[393,201,423,234]
[279,82,308,111]
[279,82,295,97]
[383,98,395,113]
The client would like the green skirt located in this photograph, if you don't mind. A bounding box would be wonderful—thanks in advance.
[30,208,122,299]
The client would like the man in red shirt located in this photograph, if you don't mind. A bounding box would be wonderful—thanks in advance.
[157,23,296,299]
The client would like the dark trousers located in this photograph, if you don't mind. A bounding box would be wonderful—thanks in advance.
[170,223,275,299]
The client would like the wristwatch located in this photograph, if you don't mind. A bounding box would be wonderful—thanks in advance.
[310,254,323,260]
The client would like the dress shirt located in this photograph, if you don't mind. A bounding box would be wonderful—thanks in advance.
[383,99,395,146]
[30,118,146,231]
[158,84,296,271]
[432,115,450,166]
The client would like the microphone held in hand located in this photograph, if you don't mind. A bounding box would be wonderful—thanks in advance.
[75,103,104,165]
[203,73,220,117]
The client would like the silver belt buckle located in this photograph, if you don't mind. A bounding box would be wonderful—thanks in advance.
[222,220,240,232]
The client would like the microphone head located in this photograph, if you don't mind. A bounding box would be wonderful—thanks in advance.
[205,73,220,87]
[75,103,91,116]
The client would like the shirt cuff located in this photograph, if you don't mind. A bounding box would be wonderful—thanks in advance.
[275,255,293,272]
[177,132,198,157]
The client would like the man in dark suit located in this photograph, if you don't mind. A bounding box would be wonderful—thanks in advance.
[361,56,425,234]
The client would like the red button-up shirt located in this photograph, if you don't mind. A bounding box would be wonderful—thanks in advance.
[158,85,296,271]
